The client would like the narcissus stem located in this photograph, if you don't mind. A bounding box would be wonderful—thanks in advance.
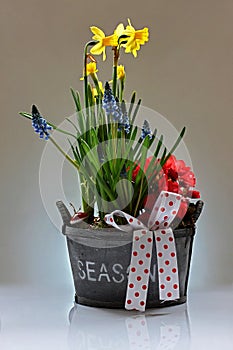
[83,41,97,111]
[112,47,119,97]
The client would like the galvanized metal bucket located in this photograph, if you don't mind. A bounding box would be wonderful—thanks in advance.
[57,201,203,309]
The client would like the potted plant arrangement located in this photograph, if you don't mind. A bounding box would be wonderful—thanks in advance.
[20,19,203,311]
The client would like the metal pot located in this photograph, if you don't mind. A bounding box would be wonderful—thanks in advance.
[57,201,203,309]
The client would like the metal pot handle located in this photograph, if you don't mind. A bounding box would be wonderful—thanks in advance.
[56,201,71,223]
[56,201,72,235]
[192,200,204,223]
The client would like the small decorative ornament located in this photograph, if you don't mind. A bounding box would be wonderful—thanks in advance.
[70,212,89,225]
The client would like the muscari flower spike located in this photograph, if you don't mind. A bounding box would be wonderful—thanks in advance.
[118,102,130,134]
[141,120,152,139]
[31,105,52,140]
[121,111,130,133]
[102,82,122,122]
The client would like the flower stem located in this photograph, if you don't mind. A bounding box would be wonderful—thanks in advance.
[49,135,79,170]
[83,41,97,111]
[112,47,119,97]
[91,73,103,98]
[119,78,124,102]
[133,177,145,217]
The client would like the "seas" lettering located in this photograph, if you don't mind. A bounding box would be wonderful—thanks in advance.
[77,260,156,283]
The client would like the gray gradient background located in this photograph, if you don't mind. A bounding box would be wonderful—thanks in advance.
[1,0,233,291]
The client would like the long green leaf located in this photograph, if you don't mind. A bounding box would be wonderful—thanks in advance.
[65,117,79,133]
[70,88,86,135]
[70,88,82,112]
[131,99,142,124]
[154,134,163,158]
[115,126,138,180]
[161,127,186,166]
[128,91,136,120]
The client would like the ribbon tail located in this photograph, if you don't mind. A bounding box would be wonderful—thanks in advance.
[125,230,153,311]
[154,228,180,301]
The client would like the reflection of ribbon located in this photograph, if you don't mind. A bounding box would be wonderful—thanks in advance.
[126,316,151,349]
[125,316,181,350]
[105,191,182,312]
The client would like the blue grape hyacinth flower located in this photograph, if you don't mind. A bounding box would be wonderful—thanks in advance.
[121,112,130,133]
[141,120,152,139]
[102,82,122,122]
[118,103,130,134]
[31,105,52,140]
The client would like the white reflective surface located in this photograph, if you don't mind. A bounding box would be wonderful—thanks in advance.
[0,286,232,350]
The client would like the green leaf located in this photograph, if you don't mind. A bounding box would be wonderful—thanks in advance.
[161,127,186,166]
[19,112,32,120]
[70,89,86,136]
[154,134,163,158]
[115,127,138,180]
[80,138,100,171]
[131,99,141,124]
[68,140,81,166]
[128,91,136,119]
[133,134,152,164]
[160,146,167,165]
[134,137,150,187]
[65,117,79,133]
[70,88,82,112]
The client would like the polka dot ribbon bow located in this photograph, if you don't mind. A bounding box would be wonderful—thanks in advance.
[104,191,182,312]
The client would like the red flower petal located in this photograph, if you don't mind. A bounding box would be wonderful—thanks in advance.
[158,174,168,192]
[188,190,201,198]
[167,180,179,193]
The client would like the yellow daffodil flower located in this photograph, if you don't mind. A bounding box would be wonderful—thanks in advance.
[80,62,98,80]
[90,26,118,61]
[109,65,125,83]
[86,62,98,75]
[123,19,149,57]
[117,65,125,80]
[92,81,104,97]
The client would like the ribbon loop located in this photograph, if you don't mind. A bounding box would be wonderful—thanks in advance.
[148,192,181,230]
[105,210,147,231]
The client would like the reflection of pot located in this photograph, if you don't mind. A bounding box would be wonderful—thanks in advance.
[57,201,203,308]
[68,303,191,350]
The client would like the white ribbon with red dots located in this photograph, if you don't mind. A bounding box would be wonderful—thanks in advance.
[104,191,182,312]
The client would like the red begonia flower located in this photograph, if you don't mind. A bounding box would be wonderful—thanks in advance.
[187,190,201,198]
